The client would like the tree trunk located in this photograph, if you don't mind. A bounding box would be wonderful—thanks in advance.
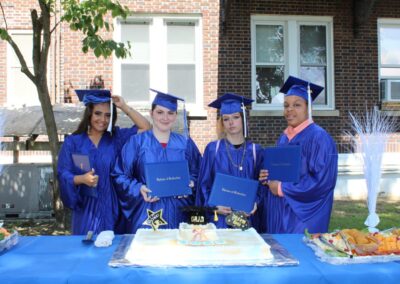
[36,80,66,229]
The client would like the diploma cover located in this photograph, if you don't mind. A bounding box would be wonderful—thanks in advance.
[72,154,97,198]
[144,161,191,198]
[72,154,91,172]
[208,173,258,213]
[264,145,301,182]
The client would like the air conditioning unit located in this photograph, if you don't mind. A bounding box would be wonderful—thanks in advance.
[380,79,400,101]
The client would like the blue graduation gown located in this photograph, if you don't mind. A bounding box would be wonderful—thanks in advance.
[196,139,265,231]
[57,126,138,235]
[265,123,338,234]
[112,130,202,233]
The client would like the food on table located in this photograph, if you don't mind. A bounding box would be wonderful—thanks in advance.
[306,228,400,257]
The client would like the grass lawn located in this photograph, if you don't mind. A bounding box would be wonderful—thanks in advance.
[329,199,400,231]
[3,199,399,235]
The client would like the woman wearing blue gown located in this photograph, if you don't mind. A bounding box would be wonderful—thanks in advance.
[196,93,265,232]
[112,90,202,233]
[57,90,151,235]
[259,76,338,234]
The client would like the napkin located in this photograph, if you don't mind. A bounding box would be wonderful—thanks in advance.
[94,230,114,247]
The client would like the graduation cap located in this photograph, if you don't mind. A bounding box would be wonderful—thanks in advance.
[180,206,218,225]
[208,93,254,137]
[150,89,189,138]
[75,89,114,133]
[75,89,111,106]
[279,76,324,121]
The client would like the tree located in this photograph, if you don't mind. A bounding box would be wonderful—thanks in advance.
[0,0,131,228]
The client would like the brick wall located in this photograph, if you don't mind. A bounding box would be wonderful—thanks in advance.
[2,0,400,153]
[218,0,400,151]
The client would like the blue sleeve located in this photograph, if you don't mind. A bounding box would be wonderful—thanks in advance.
[195,143,215,206]
[281,132,338,220]
[113,126,138,152]
[254,144,265,205]
[57,137,80,209]
[112,136,143,217]
[185,138,202,191]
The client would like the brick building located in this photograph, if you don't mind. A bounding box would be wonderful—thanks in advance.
[1,0,400,153]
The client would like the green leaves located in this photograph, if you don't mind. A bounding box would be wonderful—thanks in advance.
[61,0,130,59]
[0,29,11,41]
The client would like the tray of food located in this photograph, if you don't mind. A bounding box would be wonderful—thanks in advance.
[304,228,400,264]
[0,226,19,253]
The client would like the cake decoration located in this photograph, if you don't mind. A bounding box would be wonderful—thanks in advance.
[226,211,250,230]
[180,206,218,225]
[142,208,167,231]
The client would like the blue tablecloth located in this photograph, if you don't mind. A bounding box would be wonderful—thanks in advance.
[1,234,399,284]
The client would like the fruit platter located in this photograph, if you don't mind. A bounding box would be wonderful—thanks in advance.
[0,226,19,253]
[304,228,400,264]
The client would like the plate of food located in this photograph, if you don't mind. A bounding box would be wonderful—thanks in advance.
[0,226,19,253]
[304,228,400,264]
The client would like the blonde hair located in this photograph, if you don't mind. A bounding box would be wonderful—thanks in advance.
[216,112,246,140]
[216,117,226,139]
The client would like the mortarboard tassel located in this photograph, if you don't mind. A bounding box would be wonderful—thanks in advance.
[214,210,219,222]
[107,100,114,134]
[307,83,312,123]
[242,101,248,138]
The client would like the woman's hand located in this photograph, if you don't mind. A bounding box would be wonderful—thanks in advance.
[267,180,280,196]
[259,169,269,185]
[140,185,160,203]
[216,206,232,215]
[74,168,98,187]
[111,95,126,109]
[114,95,151,132]
[243,203,257,217]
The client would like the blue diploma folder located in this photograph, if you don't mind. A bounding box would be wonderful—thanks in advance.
[144,161,191,198]
[72,154,91,172]
[208,173,258,213]
[72,154,98,198]
[264,145,301,182]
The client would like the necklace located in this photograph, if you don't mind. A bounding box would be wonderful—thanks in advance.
[224,139,246,171]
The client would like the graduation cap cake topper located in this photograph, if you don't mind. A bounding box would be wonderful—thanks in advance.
[208,93,254,138]
[181,206,218,225]
[279,76,324,122]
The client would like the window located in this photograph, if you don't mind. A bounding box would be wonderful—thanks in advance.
[378,19,400,101]
[7,31,39,106]
[114,15,203,114]
[251,16,334,110]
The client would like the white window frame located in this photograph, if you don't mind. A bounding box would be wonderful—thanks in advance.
[251,15,335,111]
[378,18,400,102]
[6,30,40,107]
[114,14,205,116]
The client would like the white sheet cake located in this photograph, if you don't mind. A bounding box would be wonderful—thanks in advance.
[125,223,273,267]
